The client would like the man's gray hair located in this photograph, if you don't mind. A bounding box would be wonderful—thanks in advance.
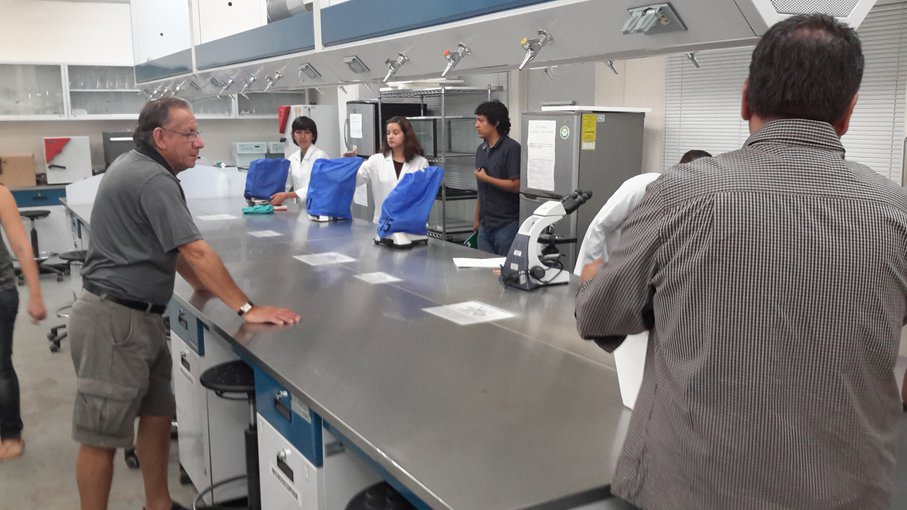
[133,97,193,148]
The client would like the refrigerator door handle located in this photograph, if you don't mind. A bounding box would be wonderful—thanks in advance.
[343,117,352,151]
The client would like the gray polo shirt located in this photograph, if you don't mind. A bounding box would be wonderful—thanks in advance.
[82,149,202,305]
[475,134,521,229]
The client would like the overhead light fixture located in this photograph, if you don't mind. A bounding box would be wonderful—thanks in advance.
[622,3,686,35]
[298,63,321,80]
[344,56,370,74]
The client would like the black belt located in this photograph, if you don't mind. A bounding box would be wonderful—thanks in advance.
[83,281,167,315]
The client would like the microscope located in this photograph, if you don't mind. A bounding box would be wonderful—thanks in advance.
[500,189,592,291]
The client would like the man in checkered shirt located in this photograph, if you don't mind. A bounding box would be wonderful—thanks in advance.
[576,13,906,509]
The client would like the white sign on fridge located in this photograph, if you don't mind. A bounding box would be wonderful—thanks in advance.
[526,120,556,192]
[350,113,363,139]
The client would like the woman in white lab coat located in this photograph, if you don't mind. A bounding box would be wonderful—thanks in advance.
[356,116,429,223]
[270,116,328,205]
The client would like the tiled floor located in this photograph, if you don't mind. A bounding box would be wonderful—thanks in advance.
[0,276,905,509]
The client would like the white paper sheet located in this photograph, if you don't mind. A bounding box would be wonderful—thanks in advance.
[526,120,557,192]
[196,214,237,221]
[353,183,369,207]
[350,113,363,139]
[354,272,402,284]
[423,301,515,326]
[248,230,282,238]
[453,257,506,269]
[293,252,357,266]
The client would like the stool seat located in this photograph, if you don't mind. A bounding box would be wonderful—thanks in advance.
[200,360,255,394]
[59,250,87,262]
[346,482,416,510]
[19,209,51,220]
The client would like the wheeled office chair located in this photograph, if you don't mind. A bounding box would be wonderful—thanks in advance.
[17,209,67,284]
[46,249,86,352]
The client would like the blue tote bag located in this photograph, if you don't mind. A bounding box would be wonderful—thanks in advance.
[377,166,444,238]
[244,158,290,201]
[305,157,364,219]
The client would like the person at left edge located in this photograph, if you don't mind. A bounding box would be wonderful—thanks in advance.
[270,115,328,206]
[68,97,300,510]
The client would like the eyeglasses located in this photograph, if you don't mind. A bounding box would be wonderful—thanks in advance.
[160,127,202,140]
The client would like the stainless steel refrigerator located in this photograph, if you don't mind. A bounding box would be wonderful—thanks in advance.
[520,108,646,272]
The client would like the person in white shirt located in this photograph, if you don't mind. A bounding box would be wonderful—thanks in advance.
[576,149,710,410]
[270,116,328,205]
[575,150,713,276]
[356,116,429,223]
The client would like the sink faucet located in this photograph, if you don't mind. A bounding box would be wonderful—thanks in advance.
[384,53,409,83]
[263,70,283,92]
[239,72,258,98]
[519,30,553,70]
[442,43,471,78]
[218,75,235,97]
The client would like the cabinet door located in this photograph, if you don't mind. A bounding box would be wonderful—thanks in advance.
[0,64,65,119]
[258,415,322,509]
[68,65,144,119]
[171,333,211,495]
[195,0,267,44]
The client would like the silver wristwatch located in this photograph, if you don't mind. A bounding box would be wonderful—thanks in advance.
[237,301,254,316]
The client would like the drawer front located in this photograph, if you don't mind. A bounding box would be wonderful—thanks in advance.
[254,368,323,466]
[258,414,322,509]
[167,301,203,355]
[12,187,66,208]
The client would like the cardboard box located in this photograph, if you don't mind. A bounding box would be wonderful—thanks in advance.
[0,154,37,188]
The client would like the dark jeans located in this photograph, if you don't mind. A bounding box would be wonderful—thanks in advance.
[478,221,519,256]
[0,286,20,439]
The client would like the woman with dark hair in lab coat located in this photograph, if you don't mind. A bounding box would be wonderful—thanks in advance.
[270,115,328,205]
[356,116,429,223]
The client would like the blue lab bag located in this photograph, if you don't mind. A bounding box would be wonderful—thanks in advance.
[244,158,291,201]
[377,166,444,238]
[305,157,364,219]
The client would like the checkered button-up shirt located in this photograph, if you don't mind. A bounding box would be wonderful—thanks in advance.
[576,119,907,509]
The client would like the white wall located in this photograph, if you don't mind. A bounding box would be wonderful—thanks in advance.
[0,0,133,65]
[594,56,666,174]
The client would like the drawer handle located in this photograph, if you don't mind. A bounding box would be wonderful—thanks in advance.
[276,449,294,482]
[273,390,291,421]
[180,351,190,371]
[32,194,47,200]
[177,310,188,330]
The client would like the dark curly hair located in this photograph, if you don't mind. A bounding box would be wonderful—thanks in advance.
[474,100,511,136]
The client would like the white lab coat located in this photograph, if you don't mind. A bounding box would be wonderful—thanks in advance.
[574,172,661,276]
[576,172,660,410]
[286,145,328,200]
[357,152,429,223]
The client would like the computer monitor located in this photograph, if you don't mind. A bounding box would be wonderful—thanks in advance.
[102,131,134,170]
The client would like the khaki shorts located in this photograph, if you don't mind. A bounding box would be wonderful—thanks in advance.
[68,290,174,449]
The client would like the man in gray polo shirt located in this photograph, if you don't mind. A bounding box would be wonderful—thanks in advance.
[68,97,300,510]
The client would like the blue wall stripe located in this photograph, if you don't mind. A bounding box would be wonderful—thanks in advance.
[196,13,315,70]
[135,49,193,84]
[322,0,553,46]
